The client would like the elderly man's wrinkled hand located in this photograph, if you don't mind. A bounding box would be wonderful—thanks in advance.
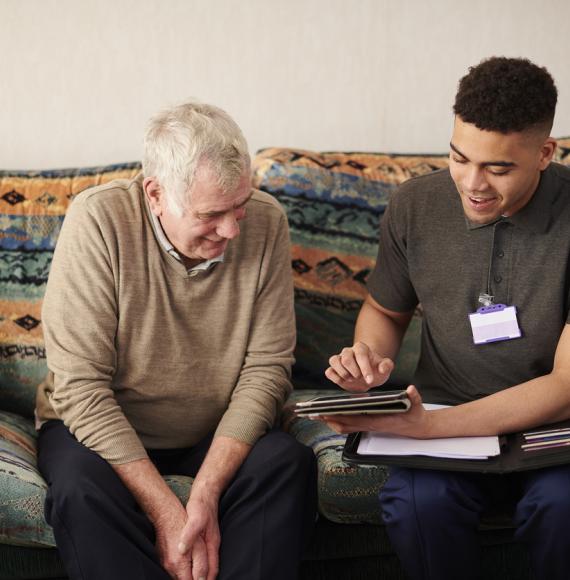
[177,496,221,580]
[153,503,193,580]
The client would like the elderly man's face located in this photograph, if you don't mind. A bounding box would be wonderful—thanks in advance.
[146,164,252,265]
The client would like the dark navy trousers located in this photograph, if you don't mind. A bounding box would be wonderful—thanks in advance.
[38,420,317,580]
[380,465,570,580]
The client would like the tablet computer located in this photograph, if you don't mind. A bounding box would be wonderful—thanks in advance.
[294,389,410,416]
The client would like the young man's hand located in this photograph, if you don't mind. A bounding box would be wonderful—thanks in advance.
[319,385,435,439]
[325,341,394,392]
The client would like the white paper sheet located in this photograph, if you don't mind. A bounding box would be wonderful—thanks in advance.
[356,404,501,460]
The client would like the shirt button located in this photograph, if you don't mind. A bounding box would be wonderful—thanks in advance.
[496,250,504,258]
[494,275,503,283]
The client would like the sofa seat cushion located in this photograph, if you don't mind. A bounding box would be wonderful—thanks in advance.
[0,410,53,547]
[0,411,193,549]
[284,389,389,524]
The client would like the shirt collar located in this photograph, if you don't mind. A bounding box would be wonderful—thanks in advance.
[465,164,557,234]
[147,197,224,273]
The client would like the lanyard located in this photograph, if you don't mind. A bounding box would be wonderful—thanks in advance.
[478,217,506,308]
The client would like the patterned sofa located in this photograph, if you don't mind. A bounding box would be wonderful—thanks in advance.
[1,141,569,579]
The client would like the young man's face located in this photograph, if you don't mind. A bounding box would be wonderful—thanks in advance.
[449,117,556,225]
[145,163,252,265]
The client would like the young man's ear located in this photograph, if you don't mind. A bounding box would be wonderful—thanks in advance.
[538,137,557,170]
[143,177,163,216]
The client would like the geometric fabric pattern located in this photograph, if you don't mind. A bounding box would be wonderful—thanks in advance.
[0,410,52,547]
[251,148,450,388]
[251,142,570,389]
[0,163,141,418]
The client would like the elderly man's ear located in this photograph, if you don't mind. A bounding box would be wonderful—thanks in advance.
[143,177,164,216]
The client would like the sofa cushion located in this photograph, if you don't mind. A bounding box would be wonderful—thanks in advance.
[283,389,389,524]
[555,138,570,163]
[0,163,141,418]
[0,410,53,547]
[252,148,449,389]
[0,411,193,549]
[252,142,570,390]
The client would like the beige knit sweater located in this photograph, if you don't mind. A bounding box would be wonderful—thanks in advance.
[36,176,295,464]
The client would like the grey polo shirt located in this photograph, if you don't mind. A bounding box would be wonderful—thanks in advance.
[368,162,570,405]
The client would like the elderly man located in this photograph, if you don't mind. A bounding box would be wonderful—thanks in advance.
[325,57,570,579]
[36,102,316,580]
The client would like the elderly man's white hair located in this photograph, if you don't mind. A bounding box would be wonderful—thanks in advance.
[142,101,251,217]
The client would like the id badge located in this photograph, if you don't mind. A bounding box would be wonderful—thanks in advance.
[468,304,521,345]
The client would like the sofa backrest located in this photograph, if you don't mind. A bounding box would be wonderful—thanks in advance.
[252,142,570,390]
[0,163,141,417]
[2,140,569,415]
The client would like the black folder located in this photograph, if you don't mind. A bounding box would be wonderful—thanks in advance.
[343,419,570,474]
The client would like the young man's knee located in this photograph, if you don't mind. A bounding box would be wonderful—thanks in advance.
[381,468,478,525]
[519,468,570,522]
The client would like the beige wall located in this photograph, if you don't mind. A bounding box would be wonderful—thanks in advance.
[1,0,569,169]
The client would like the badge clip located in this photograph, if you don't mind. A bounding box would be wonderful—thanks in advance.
[468,303,522,345]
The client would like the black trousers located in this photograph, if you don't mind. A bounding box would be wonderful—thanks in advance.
[38,421,317,580]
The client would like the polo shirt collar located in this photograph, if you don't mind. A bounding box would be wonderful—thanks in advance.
[465,164,555,233]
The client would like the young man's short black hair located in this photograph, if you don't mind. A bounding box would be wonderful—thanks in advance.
[453,57,557,134]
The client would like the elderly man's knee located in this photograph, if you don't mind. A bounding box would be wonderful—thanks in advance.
[250,430,316,484]
[47,452,125,518]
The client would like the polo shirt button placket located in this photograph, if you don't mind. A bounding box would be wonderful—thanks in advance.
[490,221,510,294]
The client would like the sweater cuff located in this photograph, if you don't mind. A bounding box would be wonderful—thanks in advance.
[73,425,149,465]
[214,411,271,446]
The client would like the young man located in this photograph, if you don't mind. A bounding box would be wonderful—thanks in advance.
[36,101,317,580]
[324,57,570,579]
